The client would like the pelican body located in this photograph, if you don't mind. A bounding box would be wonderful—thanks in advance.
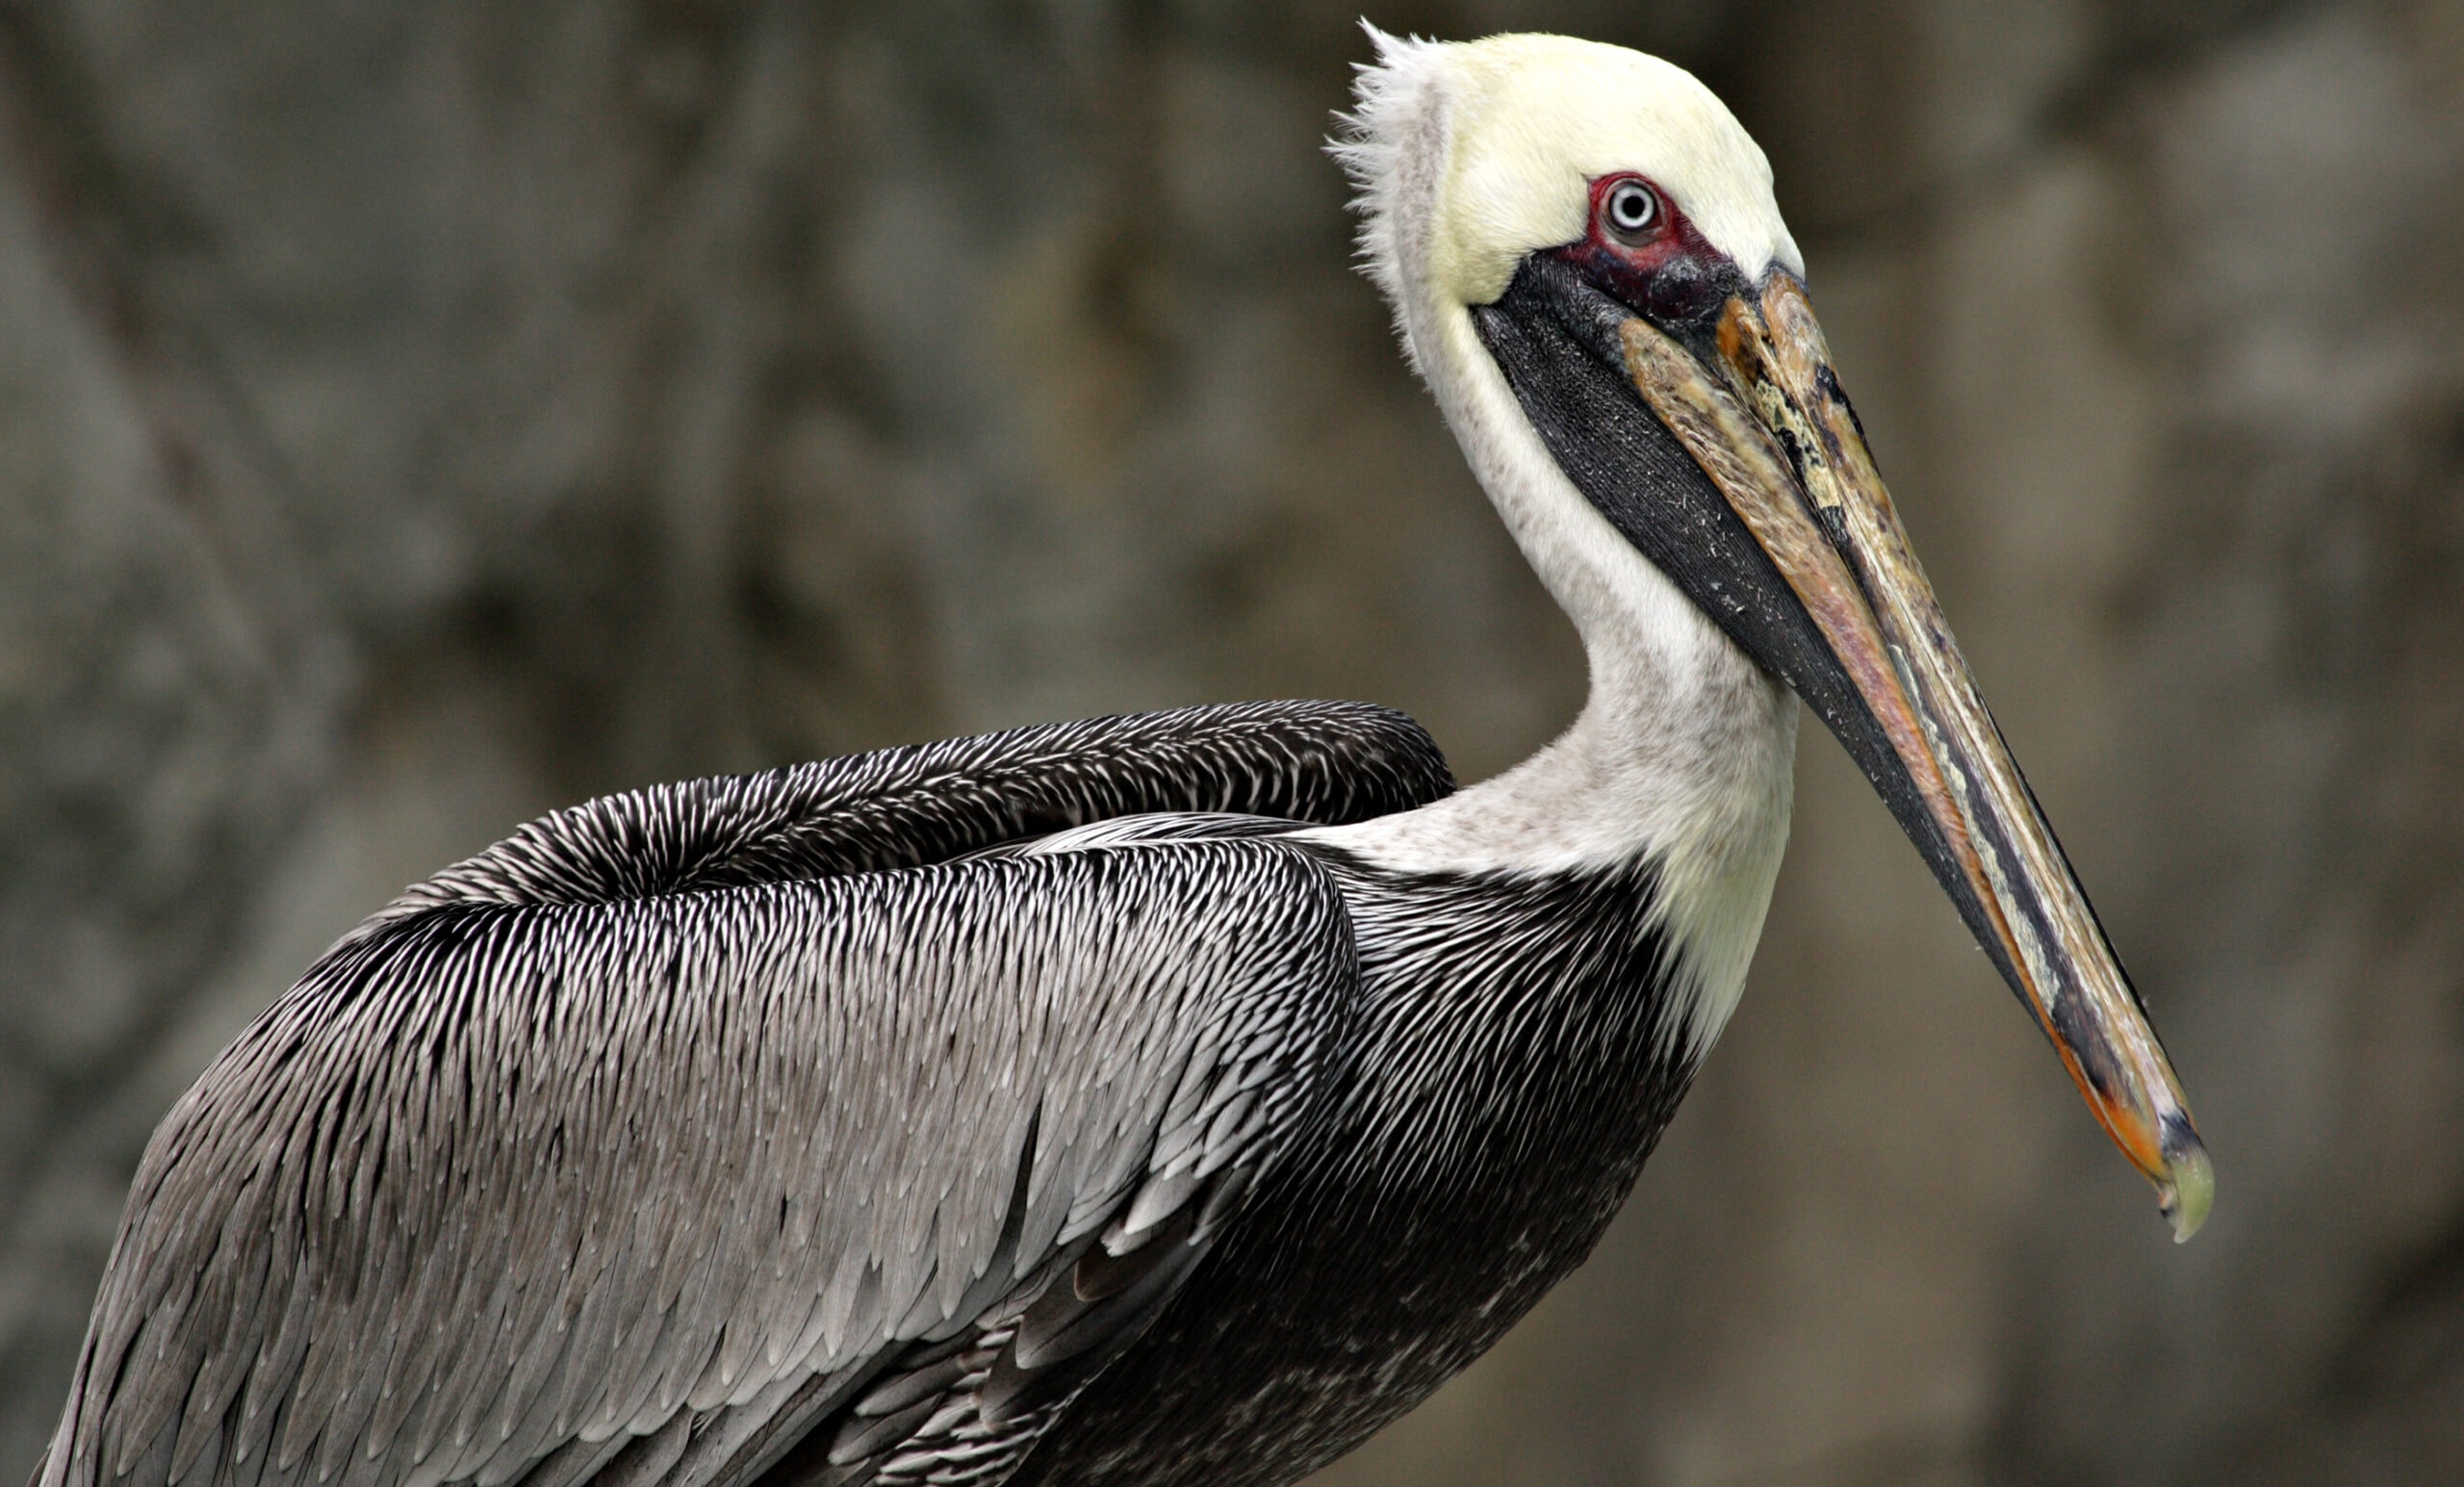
[38,31,2208,1487]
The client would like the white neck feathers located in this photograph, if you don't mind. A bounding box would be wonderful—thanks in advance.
[1307,28,1800,1056]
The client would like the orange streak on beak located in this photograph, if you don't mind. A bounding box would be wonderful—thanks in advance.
[1618,271,2212,1241]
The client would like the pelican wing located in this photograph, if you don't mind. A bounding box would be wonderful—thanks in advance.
[375,700,1449,917]
[42,702,1445,1487]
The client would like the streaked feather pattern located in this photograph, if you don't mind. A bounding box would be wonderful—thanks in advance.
[39,705,1450,1487]
[1000,856,1696,1487]
[44,692,1728,1487]
[376,704,1449,917]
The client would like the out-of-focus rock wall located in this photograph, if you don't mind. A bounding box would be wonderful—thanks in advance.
[0,4,2456,1485]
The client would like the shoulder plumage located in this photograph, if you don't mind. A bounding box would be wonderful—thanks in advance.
[369,701,1450,920]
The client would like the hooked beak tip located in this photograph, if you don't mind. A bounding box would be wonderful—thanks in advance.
[2159,1117,2214,1243]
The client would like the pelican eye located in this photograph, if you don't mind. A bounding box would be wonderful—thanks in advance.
[1602,179,1659,243]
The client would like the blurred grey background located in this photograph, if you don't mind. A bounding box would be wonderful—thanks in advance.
[2,1,2460,1483]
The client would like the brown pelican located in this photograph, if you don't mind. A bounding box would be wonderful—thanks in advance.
[37,29,2209,1487]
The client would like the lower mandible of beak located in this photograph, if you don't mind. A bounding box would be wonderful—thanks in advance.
[1624,273,2214,1241]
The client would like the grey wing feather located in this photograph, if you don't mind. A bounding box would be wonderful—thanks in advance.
[378,701,1446,917]
[38,701,1435,1487]
[41,839,1355,1487]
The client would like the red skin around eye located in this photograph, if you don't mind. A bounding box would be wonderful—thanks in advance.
[1547,171,1742,332]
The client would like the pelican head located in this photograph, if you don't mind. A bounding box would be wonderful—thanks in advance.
[1337,31,2211,1240]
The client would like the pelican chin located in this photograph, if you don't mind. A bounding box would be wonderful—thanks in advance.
[39,30,2209,1487]
[1334,27,2209,1238]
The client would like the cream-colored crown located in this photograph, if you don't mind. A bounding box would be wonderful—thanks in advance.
[1334,28,1802,316]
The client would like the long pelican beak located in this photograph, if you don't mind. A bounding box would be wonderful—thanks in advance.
[1478,257,2212,1241]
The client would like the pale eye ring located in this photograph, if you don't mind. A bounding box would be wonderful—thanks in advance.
[1603,179,1659,241]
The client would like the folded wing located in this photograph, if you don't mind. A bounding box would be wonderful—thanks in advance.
[41,702,1443,1487]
